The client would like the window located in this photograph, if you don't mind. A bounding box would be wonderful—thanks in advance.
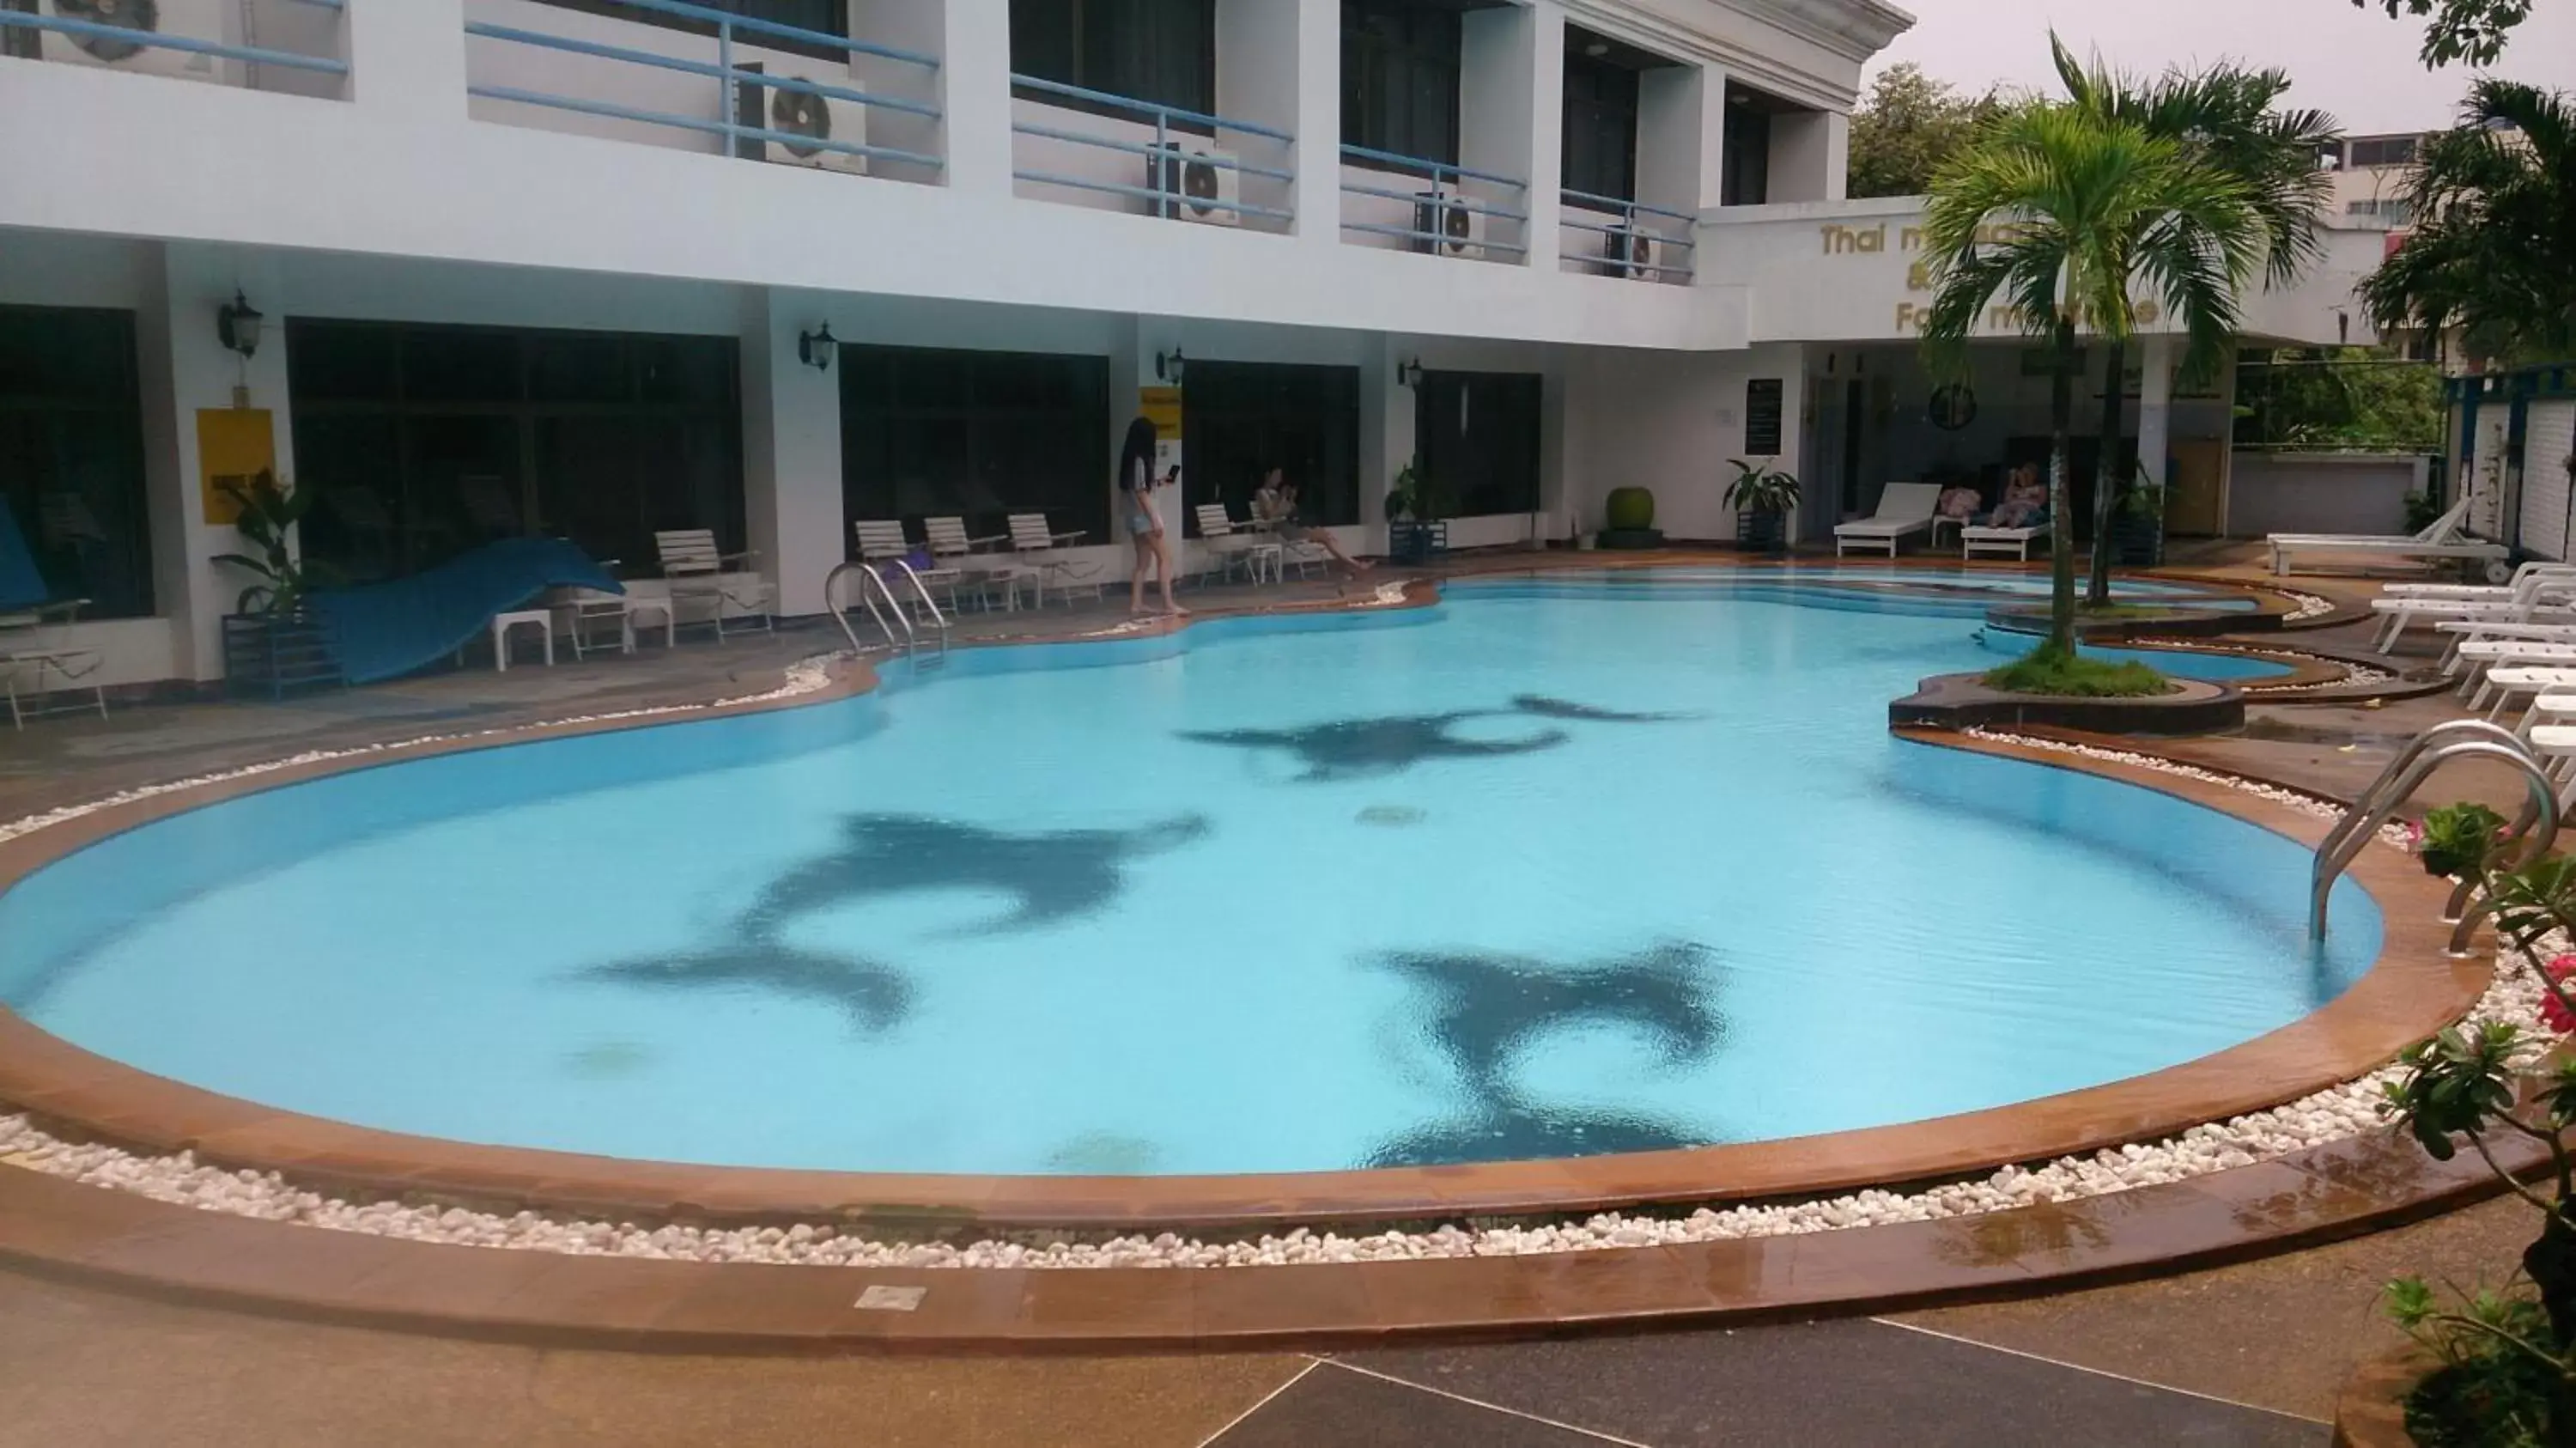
[1561,47,1640,201]
[840,346,1111,545]
[1721,104,1771,205]
[533,1,852,62]
[1342,0,1461,166]
[0,306,152,619]
[1182,363,1362,533]
[286,319,743,585]
[1010,0,1214,115]
[2348,136,2421,169]
[1417,371,1541,517]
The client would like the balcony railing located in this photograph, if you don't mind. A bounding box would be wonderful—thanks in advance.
[1009,75,1294,224]
[0,0,348,88]
[465,0,942,176]
[1558,189,1696,282]
[1339,146,1529,259]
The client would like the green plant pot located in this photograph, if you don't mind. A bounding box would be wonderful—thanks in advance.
[1605,487,1656,532]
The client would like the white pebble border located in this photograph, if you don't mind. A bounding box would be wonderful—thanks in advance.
[2279,589,2337,623]
[0,729,2523,1270]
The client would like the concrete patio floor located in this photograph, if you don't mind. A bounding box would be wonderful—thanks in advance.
[0,544,2544,1445]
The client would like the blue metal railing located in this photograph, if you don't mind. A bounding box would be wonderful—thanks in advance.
[1558,186,1697,282]
[465,0,942,175]
[1338,144,1529,258]
[0,1,348,79]
[1010,73,1294,223]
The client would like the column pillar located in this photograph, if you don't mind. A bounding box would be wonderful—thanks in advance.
[741,289,845,618]
[1637,62,1725,216]
[2137,332,2176,493]
[1460,3,1561,271]
[934,0,1014,198]
[344,0,465,120]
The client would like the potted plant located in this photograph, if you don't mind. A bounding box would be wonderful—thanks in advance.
[214,471,343,697]
[1723,458,1801,555]
[1386,459,1449,564]
[2366,809,2576,1445]
[2111,465,2167,567]
[1596,486,1665,551]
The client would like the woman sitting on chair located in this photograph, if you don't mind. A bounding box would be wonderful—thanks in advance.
[1251,467,1370,579]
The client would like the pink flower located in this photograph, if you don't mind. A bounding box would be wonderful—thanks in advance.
[2405,821,2426,853]
[2543,955,2576,1035]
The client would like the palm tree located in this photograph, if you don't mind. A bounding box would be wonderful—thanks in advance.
[2052,40,2338,605]
[2361,80,2576,366]
[1918,103,2267,658]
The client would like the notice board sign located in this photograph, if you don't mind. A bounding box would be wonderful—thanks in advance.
[197,407,276,526]
[1743,379,1784,457]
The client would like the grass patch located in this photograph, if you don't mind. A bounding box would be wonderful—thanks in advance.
[1981,647,2173,697]
[2071,601,2184,618]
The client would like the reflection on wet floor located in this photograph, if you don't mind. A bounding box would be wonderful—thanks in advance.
[2234,716,2415,751]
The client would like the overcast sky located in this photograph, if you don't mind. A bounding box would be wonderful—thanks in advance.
[1868,0,2576,135]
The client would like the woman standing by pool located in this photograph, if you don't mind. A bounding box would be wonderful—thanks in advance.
[1120,416,1184,617]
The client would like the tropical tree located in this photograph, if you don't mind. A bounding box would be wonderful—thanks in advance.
[1918,103,2267,660]
[1849,64,2008,199]
[2051,39,2339,604]
[2353,0,2537,66]
[2360,81,2576,366]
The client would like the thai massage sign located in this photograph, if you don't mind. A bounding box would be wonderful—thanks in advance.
[1816,221,2168,335]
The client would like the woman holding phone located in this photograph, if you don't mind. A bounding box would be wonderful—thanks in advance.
[1119,416,1184,617]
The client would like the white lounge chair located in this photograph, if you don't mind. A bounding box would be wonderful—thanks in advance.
[1834,483,1944,557]
[1005,513,1099,608]
[854,519,963,618]
[2268,496,2509,579]
[653,529,775,640]
[1962,522,2046,561]
[2373,571,2576,652]
[1193,503,1280,586]
[923,516,1025,611]
[2384,562,2576,601]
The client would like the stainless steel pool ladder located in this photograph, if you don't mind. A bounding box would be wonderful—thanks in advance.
[824,561,951,663]
[2310,718,2561,953]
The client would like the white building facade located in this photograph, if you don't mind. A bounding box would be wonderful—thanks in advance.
[0,0,2385,691]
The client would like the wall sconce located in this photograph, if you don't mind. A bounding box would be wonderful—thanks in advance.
[1155,348,1186,385]
[1395,357,1425,388]
[216,289,264,360]
[798,323,837,372]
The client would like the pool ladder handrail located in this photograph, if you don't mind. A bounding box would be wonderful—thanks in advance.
[824,561,950,661]
[2310,718,2561,953]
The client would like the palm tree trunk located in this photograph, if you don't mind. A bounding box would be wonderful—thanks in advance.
[2087,338,2127,607]
[2047,318,2079,655]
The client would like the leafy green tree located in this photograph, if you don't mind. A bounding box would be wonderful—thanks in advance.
[2361,81,2576,365]
[2051,38,2338,605]
[2235,347,2445,450]
[1918,103,2265,658]
[1848,64,2006,199]
[2354,0,2537,66]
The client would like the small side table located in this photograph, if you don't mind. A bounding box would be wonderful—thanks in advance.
[489,609,554,672]
[626,595,677,649]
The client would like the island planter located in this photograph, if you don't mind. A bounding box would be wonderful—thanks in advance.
[1887,671,2245,734]
[222,609,344,699]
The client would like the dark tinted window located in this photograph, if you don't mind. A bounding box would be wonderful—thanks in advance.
[1562,50,1639,201]
[840,346,1111,545]
[1182,362,1362,532]
[1342,0,1461,165]
[0,306,152,618]
[1011,0,1215,115]
[1722,105,1771,205]
[1417,370,1540,517]
[286,319,743,584]
[2348,136,2421,168]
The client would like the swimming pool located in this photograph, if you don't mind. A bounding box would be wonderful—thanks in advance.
[0,573,2377,1177]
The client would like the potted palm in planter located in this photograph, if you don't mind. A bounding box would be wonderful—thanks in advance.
[214,471,343,698]
[2110,466,2167,567]
[1387,459,1450,564]
[1724,458,1801,555]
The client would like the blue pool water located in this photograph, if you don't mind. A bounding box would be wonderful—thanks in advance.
[0,575,2377,1176]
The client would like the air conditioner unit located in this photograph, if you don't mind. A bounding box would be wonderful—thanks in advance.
[1601,226,1656,279]
[734,61,867,175]
[37,0,242,82]
[1413,190,1485,259]
[1145,143,1240,226]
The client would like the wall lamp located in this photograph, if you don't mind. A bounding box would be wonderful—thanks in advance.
[216,289,264,360]
[798,323,837,372]
[1395,357,1425,388]
[1155,348,1187,384]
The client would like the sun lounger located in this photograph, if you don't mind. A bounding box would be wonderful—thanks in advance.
[2268,496,2508,579]
[1834,484,1944,557]
[1962,523,2046,561]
